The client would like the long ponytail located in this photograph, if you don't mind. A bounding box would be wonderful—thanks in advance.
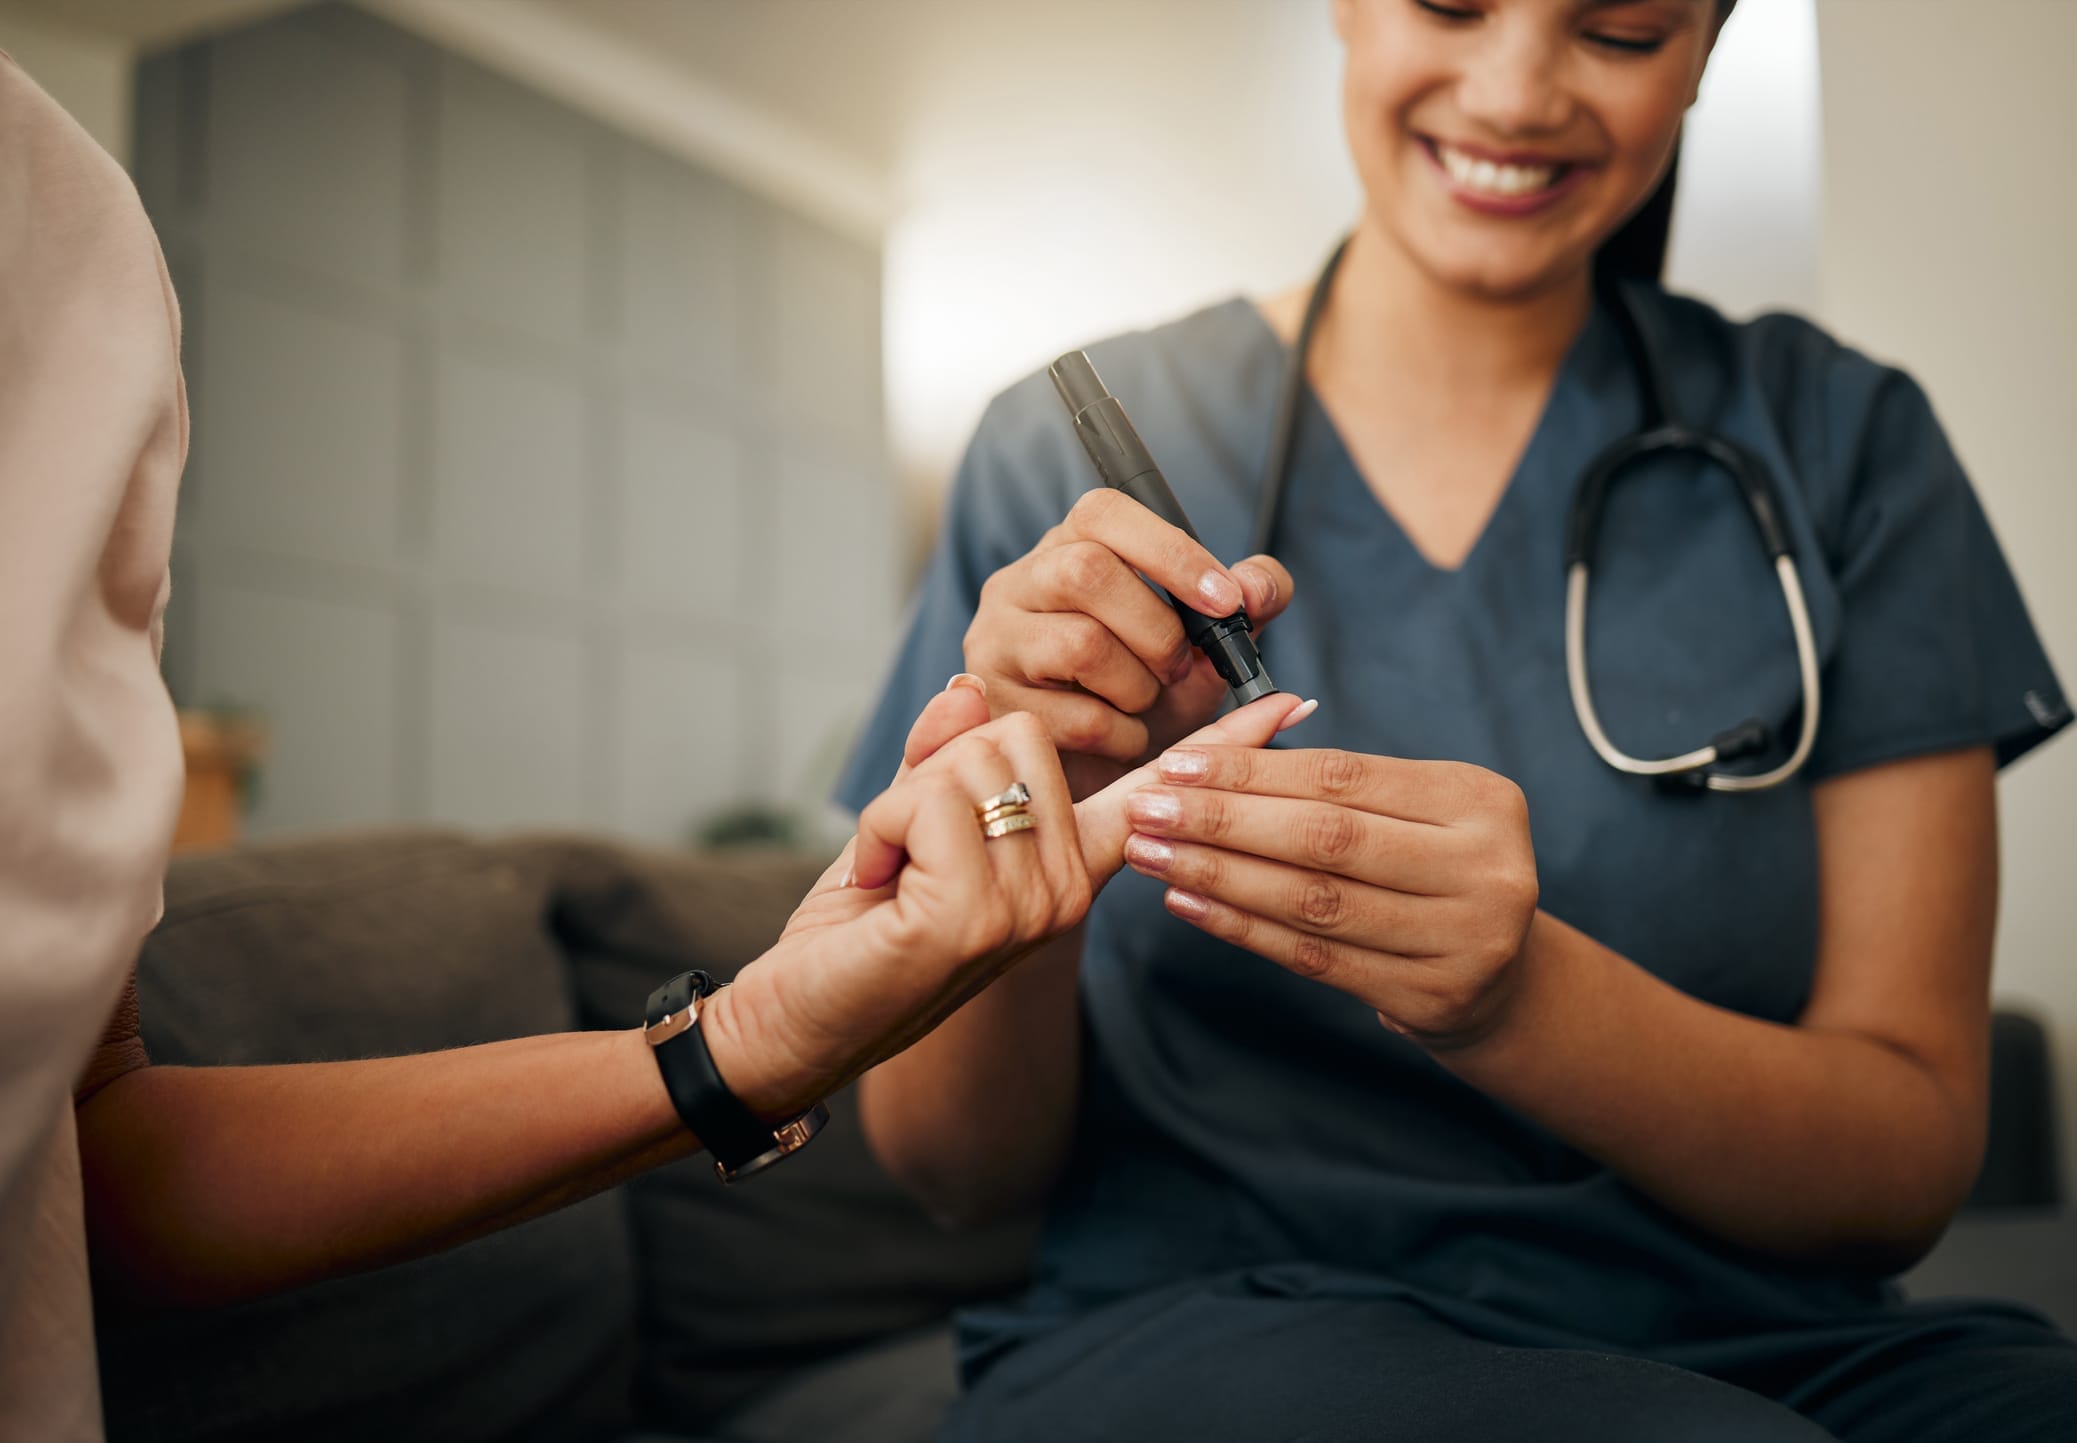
[1593,151,1682,285]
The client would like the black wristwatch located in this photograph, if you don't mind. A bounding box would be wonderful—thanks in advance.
[644,970,829,1183]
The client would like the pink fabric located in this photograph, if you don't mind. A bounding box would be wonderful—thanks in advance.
[0,52,188,1442]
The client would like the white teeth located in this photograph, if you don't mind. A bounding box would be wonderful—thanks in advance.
[1437,142,1559,198]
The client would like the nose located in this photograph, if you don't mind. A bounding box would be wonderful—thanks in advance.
[1455,26,1572,137]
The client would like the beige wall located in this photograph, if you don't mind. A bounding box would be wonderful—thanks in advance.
[0,5,132,165]
[1817,0,2077,1181]
[881,0,1828,509]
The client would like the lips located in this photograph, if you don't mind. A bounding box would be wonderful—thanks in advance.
[1434,141,1564,196]
[1418,136,1592,217]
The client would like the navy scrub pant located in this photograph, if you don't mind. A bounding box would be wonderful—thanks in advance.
[941,1276,2077,1442]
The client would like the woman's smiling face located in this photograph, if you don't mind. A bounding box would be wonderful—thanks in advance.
[1334,0,1722,299]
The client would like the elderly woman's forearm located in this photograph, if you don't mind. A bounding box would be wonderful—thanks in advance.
[75,1029,696,1308]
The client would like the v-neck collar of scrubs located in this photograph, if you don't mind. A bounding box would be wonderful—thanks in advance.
[1227,291,1630,581]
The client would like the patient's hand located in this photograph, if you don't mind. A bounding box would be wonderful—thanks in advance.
[700,682,1314,1118]
[699,685,1089,1117]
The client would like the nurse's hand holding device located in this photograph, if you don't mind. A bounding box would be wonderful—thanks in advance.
[1049,352,1279,707]
[958,373,1295,801]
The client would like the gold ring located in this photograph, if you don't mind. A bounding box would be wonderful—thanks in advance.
[981,811,1037,840]
[974,782,1031,817]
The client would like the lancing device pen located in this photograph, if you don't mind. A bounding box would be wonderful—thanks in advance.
[1049,349,1279,705]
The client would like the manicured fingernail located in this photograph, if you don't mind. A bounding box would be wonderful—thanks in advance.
[1165,887,1209,920]
[946,673,986,694]
[1275,698,1320,733]
[1237,562,1278,609]
[838,864,855,888]
[1158,749,1209,782]
[1123,834,1174,874]
[1197,571,1242,614]
[1127,788,1182,827]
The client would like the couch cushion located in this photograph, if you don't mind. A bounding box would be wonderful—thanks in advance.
[706,1323,959,1443]
[101,831,637,1443]
[128,832,578,1063]
[549,840,1042,1431]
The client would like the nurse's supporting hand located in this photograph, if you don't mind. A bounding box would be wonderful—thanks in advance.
[1119,747,1541,1049]
[961,488,1294,797]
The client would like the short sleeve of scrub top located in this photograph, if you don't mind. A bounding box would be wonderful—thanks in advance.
[1792,361,2068,775]
[833,289,2069,1372]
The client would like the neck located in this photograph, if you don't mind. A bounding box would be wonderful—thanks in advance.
[1308,218,1592,398]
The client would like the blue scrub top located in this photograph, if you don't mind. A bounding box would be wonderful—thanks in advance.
[835,286,2070,1373]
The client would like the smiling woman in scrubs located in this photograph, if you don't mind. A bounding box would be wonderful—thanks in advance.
[838,0,2074,1438]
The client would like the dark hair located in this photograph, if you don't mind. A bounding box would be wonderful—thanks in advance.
[1594,150,1683,284]
[1591,0,1736,284]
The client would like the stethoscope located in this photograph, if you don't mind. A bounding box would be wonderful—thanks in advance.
[1250,237,1821,793]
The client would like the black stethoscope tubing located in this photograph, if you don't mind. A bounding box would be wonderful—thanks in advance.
[1251,235,1821,792]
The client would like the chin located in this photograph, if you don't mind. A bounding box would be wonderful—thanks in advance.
[1416,241,1584,304]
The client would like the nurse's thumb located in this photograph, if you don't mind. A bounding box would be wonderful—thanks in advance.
[1230,555,1294,629]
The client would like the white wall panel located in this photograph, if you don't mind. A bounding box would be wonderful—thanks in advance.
[191,581,402,832]
[209,19,412,286]
[436,62,590,335]
[618,405,740,616]
[428,615,588,828]
[195,282,408,567]
[140,5,894,845]
[614,637,742,842]
[431,352,587,595]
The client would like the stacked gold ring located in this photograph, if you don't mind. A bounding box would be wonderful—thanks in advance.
[975,782,1036,840]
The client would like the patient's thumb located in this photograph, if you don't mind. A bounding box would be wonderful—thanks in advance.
[894,674,992,782]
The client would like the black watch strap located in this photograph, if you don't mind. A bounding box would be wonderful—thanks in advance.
[644,971,795,1173]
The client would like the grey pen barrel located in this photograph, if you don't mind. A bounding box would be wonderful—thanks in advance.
[1048,353,1202,540]
[1048,350,1109,414]
[1049,350,1278,704]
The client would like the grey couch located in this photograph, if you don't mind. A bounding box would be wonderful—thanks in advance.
[96,830,2071,1442]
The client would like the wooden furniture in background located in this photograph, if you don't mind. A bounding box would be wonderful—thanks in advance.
[173,711,267,855]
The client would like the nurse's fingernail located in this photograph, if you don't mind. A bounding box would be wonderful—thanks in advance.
[1275,698,1320,733]
[1168,649,1197,684]
[1236,562,1278,610]
[1165,887,1209,921]
[837,864,855,889]
[1197,571,1242,614]
[946,672,986,694]
[1158,749,1210,782]
[1123,835,1174,874]
[1128,788,1183,827]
